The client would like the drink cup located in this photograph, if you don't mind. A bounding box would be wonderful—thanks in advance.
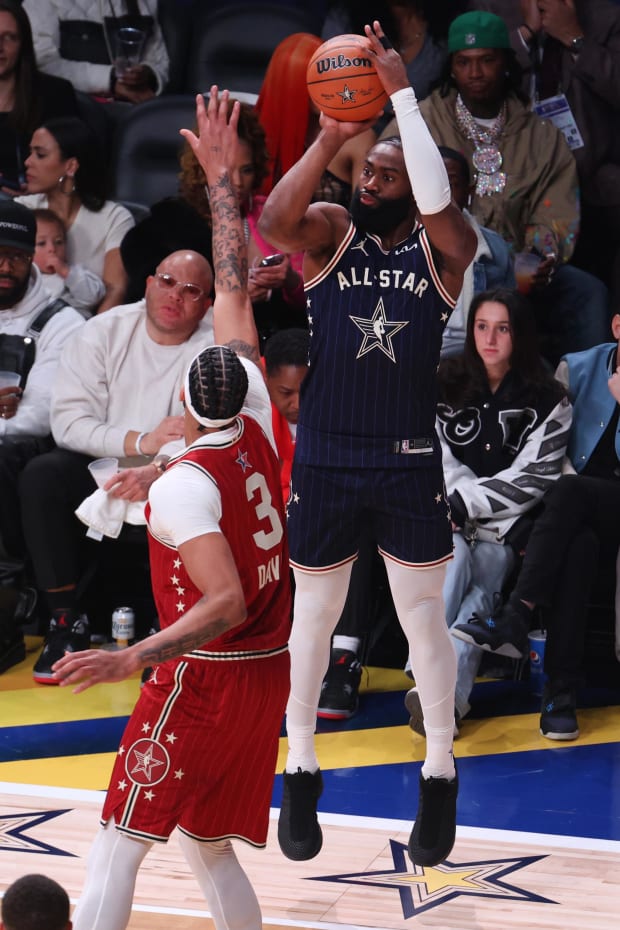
[0,371,21,389]
[514,251,542,296]
[88,457,119,489]
[528,629,547,696]
[115,27,146,79]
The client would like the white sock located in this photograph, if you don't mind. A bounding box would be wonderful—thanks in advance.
[332,635,360,654]
[285,563,352,773]
[383,557,456,781]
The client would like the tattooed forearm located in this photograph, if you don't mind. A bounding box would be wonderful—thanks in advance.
[136,616,232,666]
[224,338,260,363]
[210,174,247,293]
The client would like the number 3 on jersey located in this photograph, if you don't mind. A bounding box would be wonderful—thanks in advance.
[246,471,283,551]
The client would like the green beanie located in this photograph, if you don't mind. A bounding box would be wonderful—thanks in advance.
[448,11,510,53]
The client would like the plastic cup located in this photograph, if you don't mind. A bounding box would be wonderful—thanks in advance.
[528,629,547,696]
[514,251,542,296]
[115,27,146,79]
[0,371,21,388]
[88,456,119,489]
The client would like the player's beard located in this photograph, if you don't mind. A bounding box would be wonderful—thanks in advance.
[349,189,413,236]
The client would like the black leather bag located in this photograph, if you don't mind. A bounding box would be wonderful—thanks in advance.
[0,298,67,390]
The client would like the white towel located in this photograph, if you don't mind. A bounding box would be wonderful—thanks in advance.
[75,488,146,540]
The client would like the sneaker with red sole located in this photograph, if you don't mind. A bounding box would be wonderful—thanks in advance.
[317,648,362,720]
[32,609,90,684]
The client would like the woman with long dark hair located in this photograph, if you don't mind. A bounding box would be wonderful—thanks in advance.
[17,116,134,311]
[406,288,572,735]
[0,0,77,195]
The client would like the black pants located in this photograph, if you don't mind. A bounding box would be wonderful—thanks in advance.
[0,435,55,560]
[514,474,620,685]
[20,447,102,591]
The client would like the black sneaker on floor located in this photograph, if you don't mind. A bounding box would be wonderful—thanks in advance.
[408,767,459,867]
[404,688,460,739]
[540,682,579,740]
[452,600,529,659]
[317,649,363,720]
[0,634,26,674]
[33,609,90,685]
[278,768,323,861]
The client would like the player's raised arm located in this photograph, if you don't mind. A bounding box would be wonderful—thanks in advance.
[364,21,476,293]
[181,88,260,365]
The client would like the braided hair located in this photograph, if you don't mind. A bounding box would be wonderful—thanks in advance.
[185,346,249,429]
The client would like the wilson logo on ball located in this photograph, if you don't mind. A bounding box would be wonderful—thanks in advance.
[314,53,374,74]
[306,34,388,122]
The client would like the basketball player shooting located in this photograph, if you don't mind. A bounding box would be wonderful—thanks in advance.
[52,88,292,930]
[258,20,477,867]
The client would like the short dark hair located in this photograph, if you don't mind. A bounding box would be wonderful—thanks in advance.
[263,328,309,374]
[33,207,66,235]
[1,874,70,930]
[41,117,108,211]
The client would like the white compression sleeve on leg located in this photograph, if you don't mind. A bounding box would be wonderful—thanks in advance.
[178,834,261,930]
[390,87,451,216]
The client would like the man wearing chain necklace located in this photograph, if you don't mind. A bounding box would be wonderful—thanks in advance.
[381,10,609,365]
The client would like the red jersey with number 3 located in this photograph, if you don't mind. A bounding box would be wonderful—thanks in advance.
[146,414,291,657]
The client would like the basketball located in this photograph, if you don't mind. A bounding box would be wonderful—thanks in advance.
[306,34,388,122]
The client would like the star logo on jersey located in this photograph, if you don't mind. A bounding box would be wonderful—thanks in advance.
[337,84,356,103]
[126,738,170,787]
[350,298,409,362]
[236,450,251,473]
[310,840,554,917]
[0,810,76,857]
[351,237,369,257]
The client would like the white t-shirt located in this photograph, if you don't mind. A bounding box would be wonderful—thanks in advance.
[17,194,135,278]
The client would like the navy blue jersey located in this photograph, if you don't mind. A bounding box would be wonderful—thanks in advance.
[297,220,455,468]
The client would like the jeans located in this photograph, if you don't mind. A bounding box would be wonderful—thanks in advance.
[444,532,516,718]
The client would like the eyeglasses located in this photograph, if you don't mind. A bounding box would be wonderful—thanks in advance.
[0,32,20,46]
[0,250,32,269]
[154,272,204,302]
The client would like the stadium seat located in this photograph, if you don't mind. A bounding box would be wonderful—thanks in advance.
[110,94,197,207]
[184,2,323,95]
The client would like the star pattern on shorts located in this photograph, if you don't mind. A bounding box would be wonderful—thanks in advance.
[118,779,128,791]
[174,769,185,780]
[176,599,185,613]
[141,722,151,734]
[130,744,166,781]
[165,732,178,744]
[118,744,126,756]
[171,574,180,585]
[337,83,356,103]
[143,790,155,801]
[350,298,409,363]
[175,586,185,596]
[173,558,181,569]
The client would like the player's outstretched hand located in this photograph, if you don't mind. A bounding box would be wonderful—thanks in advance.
[364,19,410,98]
[180,85,241,186]
[53,647,139,694]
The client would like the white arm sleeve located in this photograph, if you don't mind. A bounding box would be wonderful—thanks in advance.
[390,87,451,216]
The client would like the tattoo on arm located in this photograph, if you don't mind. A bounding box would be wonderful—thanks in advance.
[224,338,260,363]
[210,174,247,294]
[136,615,231,666]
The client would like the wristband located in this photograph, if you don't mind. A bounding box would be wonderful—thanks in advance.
[135,432,149,457]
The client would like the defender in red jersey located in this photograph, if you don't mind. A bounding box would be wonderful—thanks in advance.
[53,89,291,930]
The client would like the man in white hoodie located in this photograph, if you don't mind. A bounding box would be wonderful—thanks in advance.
[0,199,84,671]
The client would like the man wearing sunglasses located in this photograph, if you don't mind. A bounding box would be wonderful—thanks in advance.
[18,248,215,681]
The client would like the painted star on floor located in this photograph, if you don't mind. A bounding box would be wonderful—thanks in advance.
[0,810,76,857]
[310,839,555,917]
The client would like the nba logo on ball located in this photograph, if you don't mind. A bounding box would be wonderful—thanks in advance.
[306,34,388,121]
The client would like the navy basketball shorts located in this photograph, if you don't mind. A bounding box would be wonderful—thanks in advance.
[287,462,453,570]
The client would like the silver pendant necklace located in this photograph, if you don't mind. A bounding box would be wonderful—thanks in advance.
[455,94,507,196]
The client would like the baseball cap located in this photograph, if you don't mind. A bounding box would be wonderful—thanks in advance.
[0,200,36,255]
[448,11,510,53]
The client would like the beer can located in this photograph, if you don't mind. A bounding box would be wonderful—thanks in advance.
[112,606,135,648]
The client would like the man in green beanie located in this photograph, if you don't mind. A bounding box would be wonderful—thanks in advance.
[380,9,610,366]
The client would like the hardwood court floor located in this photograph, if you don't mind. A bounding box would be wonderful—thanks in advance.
[1,635,620,928]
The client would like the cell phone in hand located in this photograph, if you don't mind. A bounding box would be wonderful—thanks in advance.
[260,253,285,267]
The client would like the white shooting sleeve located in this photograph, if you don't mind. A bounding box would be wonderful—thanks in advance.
[390,86,451,215]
